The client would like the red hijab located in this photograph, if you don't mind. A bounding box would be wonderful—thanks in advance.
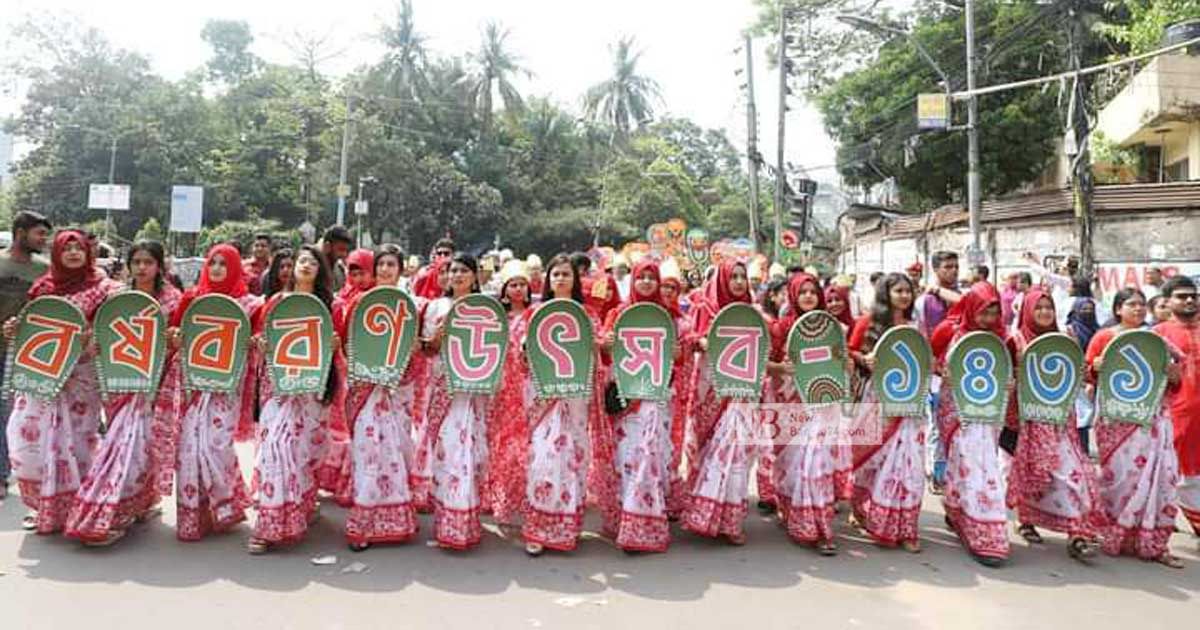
[173,244,247,326]
[627,259,663,306]
[694,260,750,335]
[1016,288,1057,346]
[660,276,683,319]
[30,230,105,298]
[338,248,375,300]
[824,284,854,328]
[932,282,1004,360]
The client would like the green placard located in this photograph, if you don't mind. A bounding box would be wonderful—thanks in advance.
[93,291,168,397]
[612,303,676,401]
[1018,333,1083,426]
[527,299,595,400]
[787,310,848,404]
[871,326,932,418]
[265,293,334,396]
[180,294,252,394]
[5,296,86,400]
[346,286,417,387]
[1097,329,1169,426]
[686,228,711,268]
[706,303,768,399]
[946,331,1012,424]
[442,294,509,394]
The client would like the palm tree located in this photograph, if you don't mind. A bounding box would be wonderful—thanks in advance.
[376,0,428,106]
[463,21,530,137]
[584,36,663,142]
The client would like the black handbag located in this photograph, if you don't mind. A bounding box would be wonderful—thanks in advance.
[999,426,1019,456]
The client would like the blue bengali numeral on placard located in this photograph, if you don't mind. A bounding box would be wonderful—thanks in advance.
[1026,351,1074,405]
[1109,344,1152,403]
[960,347,997,405]
[883,340,920,402]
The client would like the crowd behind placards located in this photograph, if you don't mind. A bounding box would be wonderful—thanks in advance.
[0,209,1197,570]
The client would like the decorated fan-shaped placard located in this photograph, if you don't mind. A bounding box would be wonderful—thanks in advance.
[870,326,932,418]
[787,310,849,404]
[706,303,768,399]
[346,286,417,387]
[5,296,86,400]
[265,293,333,396]
[612,302,676,401]
[442,294,509,394]
[1018,333,1083,425]
[180,294,251,393]
[527,299,595,399]
[947,331,1013,424]
[1097,329,1169,426]
[94,291,168,397]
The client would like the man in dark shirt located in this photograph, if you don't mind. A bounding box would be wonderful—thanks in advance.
[0,211,51,497]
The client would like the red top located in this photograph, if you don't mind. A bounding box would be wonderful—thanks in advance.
[172,244,248,327]
[29,230,106,298]
[1155,319,1200,475]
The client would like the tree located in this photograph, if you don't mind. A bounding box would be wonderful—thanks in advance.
[583,37,663,142]
[1098,0,1200,54]
[463,21,529,138]
[200,20,259,85]
[375,0,428,108]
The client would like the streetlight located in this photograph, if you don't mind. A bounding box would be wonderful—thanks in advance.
[837,8,983,261]
[64,124,142,241]
[356,176,377,248]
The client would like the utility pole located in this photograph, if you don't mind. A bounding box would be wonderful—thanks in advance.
[336,88,353,226]
[106,136,117,240]
[774,6,789,262]
[744,36,762,252]
[964,0,982,261]
[1069,0,1095,277]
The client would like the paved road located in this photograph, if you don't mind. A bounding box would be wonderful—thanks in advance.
[2,447,1197,630]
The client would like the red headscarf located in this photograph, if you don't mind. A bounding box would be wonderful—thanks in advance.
[693,260,750,336]
[1016,288,1057,346]
[778,272,825,333]
[824,284,854,328]
[172,243,247,326]
[627,259,662,306]
[660,276,683,319]
[29,230,104,298]
[338,248,375,300]
[932,282,1004,360]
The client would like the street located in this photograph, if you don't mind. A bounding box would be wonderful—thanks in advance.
[2,445,1197,630]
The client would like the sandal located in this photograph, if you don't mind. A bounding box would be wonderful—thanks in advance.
[900,539,922,554]
[1154,553,1184,569]
[1067,537,1096,562]
[726,532,747,546]
[1017,523,1044,544]
[83,529,127,548]
[246,538,271,555]
[816,539,838,556]
[22,513,38,531]
[525,542,545,557]
[756,500,776,515]
[135,507,163,524]
[974,554,1005,568]
[348,541,371,553]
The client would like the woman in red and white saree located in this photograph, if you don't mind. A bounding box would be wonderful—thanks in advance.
[659,274,693,518]
[599,259,675,552]
[681,260,760,545]
[318,248,373,502]
[1006,289,1103,561]
[521,254,603,556]
[824,284,855,502]
[65,241,182,545]
[339,246,422,549]
[170,244,262,541]
[246,245,336,554]
[767,273,841,554]
[5,230,121,534]
[484,260,532,527]
[418,253,493,550]
[847,272,923,553]
[409,257,450,510]
[1086,288,1184,568]
[929,282,1012,566]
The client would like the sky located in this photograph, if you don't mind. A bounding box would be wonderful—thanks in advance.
[1,0,842,183]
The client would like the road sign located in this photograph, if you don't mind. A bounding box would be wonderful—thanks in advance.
[967,245,987,266]
[87,184,130,211]
[170,185,204,233]
[337,184,352,198]
[793,178,818,196]
[354,200,369,216]
[917,94,949,130]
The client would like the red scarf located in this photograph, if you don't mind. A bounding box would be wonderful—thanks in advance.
[693,260,750,335]
[660,276,683,319]
[29,230,104,298]
[824,284,854,328]
[415,259,449,299]
[338,248,375,300]
[932,282,1004,360]
[1015,288,1057,349]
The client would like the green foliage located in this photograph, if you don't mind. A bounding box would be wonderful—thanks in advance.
[134,217,165,242]
[1098,0,1200,54]
[583,37,663,141]
[197,217,296,253]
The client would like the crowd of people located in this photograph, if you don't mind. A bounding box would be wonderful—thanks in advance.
[0,209,1196,571]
